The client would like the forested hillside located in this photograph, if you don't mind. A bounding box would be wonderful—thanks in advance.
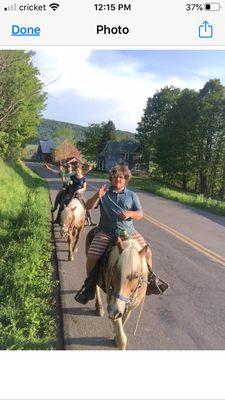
[37,118,134,143]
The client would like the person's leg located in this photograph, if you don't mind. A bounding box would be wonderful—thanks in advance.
[54,193,71,224]
[86,231,113,275]
[52,188,64,212]
[75,231,113,304]
[86,209,97,226]
[80,193,96,226]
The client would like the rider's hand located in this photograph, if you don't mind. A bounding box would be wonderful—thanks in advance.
[119,211,130,220]
[98,185,108,198]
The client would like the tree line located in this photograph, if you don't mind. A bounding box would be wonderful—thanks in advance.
[137,79,225,200]
[0,50,46,158]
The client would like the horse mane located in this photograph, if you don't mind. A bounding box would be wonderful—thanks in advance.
[118,239,148,278]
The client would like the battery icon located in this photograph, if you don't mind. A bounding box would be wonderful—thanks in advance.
[205,3,221,10]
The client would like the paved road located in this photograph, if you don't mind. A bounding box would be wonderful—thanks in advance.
[28,162,225,350]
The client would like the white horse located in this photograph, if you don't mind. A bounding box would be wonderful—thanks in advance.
[60,198,86,261]
[95,238,149,350]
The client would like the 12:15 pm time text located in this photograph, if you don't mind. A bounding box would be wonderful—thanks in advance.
[94,3,132,11]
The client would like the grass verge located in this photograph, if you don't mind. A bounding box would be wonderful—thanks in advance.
[89,171,225,216]
[0,158,56,349]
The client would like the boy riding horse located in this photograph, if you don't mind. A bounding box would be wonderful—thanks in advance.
[76,164,169,304]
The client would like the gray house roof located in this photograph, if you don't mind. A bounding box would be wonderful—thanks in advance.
[99,140,139,156]
[39,140,55,154]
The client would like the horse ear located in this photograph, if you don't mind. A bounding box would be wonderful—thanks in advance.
[139,244,150,258]
[117,237,124,254]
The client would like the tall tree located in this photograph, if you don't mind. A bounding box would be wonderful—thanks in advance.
[77,123,105,160]
[100,120,117,150]
[137,86,181,166]
[0,50,46,158]
[156,89,199,189]
[197,79,225,196]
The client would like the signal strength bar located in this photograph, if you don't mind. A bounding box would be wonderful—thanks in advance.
[4,3,17,11]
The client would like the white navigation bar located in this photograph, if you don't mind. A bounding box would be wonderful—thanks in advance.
[0,0,224,45]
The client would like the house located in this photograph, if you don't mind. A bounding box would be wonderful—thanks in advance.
[37,139,54,163]
[37,139,84,165]
[96,140,140,171]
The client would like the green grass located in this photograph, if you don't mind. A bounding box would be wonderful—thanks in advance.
[90,171,225,216]
[0,159,56,349]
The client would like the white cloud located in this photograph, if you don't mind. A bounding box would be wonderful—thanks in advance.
[198,67,225,78]
[33,49,211,131]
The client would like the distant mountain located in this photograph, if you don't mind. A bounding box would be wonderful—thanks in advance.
[37,118,135,143]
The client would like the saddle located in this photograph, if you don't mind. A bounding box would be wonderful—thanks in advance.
[74,229,170,305]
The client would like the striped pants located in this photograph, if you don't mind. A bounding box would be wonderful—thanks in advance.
[88,230,151,260]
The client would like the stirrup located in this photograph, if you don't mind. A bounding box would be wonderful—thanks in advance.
[146,273,170,295]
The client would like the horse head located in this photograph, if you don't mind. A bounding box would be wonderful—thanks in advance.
[107,239,149,321]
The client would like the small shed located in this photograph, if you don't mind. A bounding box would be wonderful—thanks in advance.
[37,140,54,163]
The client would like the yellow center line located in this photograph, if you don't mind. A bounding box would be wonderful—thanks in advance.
[88,181,225,267]
[144,212,225,267]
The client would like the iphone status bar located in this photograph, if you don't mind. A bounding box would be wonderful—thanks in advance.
[0,0,224,45]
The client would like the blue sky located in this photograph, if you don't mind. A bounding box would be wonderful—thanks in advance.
[34,49,225,132]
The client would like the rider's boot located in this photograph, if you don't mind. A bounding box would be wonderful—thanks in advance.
[53,210,61,224]
[146,266,169,295]
[75,265,99,304]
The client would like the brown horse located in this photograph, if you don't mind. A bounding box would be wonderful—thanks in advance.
[60,198,86,261]
[95,238,149,350]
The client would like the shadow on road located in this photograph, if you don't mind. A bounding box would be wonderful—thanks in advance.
[62,306,97,317]
[64,336,115,348]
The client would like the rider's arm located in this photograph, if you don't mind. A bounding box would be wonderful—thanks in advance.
[44,164,59,174]
[86,185,108,210]
[119,192,143,221]
[120,209,143,220]
[86,192,100,210]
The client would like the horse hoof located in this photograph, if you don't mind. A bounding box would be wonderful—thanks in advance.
[114,336,127,350]
[118,341,127,350]
[68,255,74,261]
[95,306,104,317]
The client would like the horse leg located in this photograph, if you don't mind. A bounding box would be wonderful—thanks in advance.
[113,318,127,350]
[68,230,74,261]
[122,310,131,327]
[72,225,83,253]
[95,285,104,317]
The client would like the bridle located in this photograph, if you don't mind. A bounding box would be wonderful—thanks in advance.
[110,271,146,311]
